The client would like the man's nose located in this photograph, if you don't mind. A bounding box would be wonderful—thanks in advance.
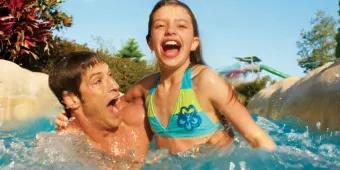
[108,77,119,92]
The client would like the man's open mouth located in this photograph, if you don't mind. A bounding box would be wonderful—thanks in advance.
[107,98,119,114]
[162,40,181,57]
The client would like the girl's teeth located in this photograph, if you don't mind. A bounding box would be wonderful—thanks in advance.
[165,41,177,45]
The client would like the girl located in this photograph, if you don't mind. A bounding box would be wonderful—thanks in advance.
[57,0,276,154]
[124,0,276,153]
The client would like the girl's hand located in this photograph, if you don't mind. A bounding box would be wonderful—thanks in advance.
[55,112,71,130]
[246,131,276,151]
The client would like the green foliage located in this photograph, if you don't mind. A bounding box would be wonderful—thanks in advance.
[42,37,155,92]
[94,39,156,92]
[116,38,145,62]
[235,76,273,105]
[100,55,156,92]
[297,11,337,73]
[0,0,72,68]
[40,36,91,73]
[38,0,72,31]
[336,1,340,58]
[336,28,340,58]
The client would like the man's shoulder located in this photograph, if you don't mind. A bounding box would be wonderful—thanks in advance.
[139,72,159,89]
[123,72,158,102]
[121,102,146,126]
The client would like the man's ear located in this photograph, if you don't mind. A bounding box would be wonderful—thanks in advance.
[62,91,81,111]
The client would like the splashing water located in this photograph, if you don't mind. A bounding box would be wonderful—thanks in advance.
[0,115,339,169]
[0,106,4,128]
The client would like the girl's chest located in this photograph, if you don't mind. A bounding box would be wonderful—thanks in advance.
[152,86,180,127]
[152,83,218,125]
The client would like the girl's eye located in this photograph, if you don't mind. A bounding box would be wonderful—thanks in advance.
[155,24,165,28]
[178,24,187,28]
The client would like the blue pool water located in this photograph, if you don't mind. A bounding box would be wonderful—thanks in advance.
[0,115,339,169]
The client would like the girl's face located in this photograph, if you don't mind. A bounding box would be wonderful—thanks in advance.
[148,5,199,70]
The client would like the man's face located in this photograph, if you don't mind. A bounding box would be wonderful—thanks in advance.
[78,62,122,130]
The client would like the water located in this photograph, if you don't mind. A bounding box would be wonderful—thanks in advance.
[0,115,339,170]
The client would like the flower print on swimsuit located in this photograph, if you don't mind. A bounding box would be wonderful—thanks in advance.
[177,104,202,131]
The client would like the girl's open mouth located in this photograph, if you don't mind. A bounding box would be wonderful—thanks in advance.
[162,40,181,58]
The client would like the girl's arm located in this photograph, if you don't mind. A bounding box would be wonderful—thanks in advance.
[198,68,276,151]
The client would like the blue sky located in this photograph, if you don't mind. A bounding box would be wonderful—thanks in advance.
[56,0,338,77]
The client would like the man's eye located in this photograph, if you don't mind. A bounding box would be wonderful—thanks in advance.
[94,79,102,84]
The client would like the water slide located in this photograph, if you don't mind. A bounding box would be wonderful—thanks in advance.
[259,64,290,78]
[218,63,289,78]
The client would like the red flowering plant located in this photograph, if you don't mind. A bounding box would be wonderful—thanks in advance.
[0,0,71,64]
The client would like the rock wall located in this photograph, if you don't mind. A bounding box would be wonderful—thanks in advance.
[248,61,340,130]
[0,60,63,130]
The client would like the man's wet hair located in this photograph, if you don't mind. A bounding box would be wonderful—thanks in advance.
[49,51,102,118]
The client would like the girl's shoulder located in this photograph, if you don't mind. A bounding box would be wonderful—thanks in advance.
[191,64,232,94]
[192,65,221,83]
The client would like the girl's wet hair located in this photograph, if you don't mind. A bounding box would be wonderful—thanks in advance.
[146,0,206,66]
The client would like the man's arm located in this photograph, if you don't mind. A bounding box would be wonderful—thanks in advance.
[122,73,157,103]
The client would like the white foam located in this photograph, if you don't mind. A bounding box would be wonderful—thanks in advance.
[0,106,3,128]
[229,161,235,170]
[0,139,5,154]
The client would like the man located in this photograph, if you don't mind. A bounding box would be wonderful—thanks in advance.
[49,51,152,162]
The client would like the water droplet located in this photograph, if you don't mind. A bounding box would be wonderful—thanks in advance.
[0,140,6,153]
[316,121,321,130]
[0,107,4,128]
[229,161,235,170]
[239,161,247,170]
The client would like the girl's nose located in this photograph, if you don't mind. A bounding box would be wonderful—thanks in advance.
[165,23,176,35]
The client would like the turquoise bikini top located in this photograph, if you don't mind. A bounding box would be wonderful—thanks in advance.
[145,68,223,138]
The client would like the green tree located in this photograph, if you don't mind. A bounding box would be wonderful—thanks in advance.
[0,0,72,70]
[297,11,337,73]
[116,38,145,62]
[335,1,340,58]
